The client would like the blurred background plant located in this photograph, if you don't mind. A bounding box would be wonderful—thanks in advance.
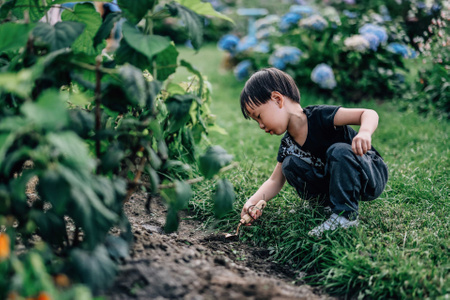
[216,0,448,117]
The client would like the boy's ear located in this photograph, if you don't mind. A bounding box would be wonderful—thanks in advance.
[271,91,284,108]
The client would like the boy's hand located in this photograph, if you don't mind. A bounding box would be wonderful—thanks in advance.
[241,199,263,226]
[352,131,372,156]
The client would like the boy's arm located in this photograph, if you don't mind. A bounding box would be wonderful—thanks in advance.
[334,108,379,156]
[241,162,286,224]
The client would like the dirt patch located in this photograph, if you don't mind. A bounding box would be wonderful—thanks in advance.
[104,192,333,300]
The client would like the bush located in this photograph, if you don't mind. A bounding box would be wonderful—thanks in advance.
[218,1,444,103]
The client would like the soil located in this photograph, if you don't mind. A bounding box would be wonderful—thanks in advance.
[104,192,334,300]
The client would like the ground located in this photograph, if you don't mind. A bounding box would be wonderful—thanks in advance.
[104,192,334,300]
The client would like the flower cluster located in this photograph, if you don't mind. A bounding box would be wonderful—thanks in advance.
[269,46,302,70]
[299,15,328,31]
[234,60,253,81]
[279,5,315,32]
[344,35,370,52]
[387,43,418,59]
[311,64,337,89]
[359,24,388,49]
[218,34,240,54]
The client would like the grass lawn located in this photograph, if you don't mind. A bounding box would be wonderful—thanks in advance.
[174,44,449,298]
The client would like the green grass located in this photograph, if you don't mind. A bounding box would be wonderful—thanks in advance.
[175,44,450,298]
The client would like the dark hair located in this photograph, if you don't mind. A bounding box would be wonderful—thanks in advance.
[240,68,301,119]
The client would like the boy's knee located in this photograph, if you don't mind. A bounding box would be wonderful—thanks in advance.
[326,143,354,161]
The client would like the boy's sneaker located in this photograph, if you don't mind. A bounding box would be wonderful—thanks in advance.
[308,213,359,237]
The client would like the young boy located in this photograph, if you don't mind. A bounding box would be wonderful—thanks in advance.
[240,68,388,237]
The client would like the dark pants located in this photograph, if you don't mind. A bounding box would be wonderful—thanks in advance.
[281,143,388,219]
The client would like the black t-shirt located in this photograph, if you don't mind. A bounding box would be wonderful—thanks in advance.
[277,105,379,168]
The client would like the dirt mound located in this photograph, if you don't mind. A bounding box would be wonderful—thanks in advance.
[105,192,333,300]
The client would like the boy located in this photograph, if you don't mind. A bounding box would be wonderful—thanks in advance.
[240,68,388,237]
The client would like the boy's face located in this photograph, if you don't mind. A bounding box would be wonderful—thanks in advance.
[246,95,289,136]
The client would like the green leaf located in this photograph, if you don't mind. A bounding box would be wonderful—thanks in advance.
[174,0,233,23]
[21,89,69,129]
[93,11,122,48]
[149,43,179,81]
[47,131,96,171]
[122,21,171,60]
[161,180,192,210]
[117,0,156,24]
[70,245,117,293]
[198,145,233,179]
[146,80,162,109]
[115,38,151,70]
[61,3,103,55]
[167,1,203,50]
[165,94,195,133]
[0,23,35,54]
[105,235,129,262]
[32,21,85,52]
[118,64,147,106]
[31,210,67,246]
[12,0,48,22]
[164,207,179,233]
[101,145,125,172]
[37,169,70,214]
[213,179,235,218]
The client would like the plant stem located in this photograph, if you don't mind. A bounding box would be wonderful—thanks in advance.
[124,147,147,202]
[94,55,103,169]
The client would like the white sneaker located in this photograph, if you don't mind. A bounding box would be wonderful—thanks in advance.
[308,213,359,237]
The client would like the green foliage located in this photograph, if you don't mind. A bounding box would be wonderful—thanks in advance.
[0,0,233,298]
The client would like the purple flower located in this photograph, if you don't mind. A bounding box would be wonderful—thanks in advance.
[311,64,336,89]
[269,46,302,70]
[218,34,240,54]
[234,60,253,81]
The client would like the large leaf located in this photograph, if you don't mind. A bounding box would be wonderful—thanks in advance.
[117,0,156,24]
[37,169,70,214]
[61,3,103,55]
[31,210,67,246]
[70,245,117,293]
[165,94,196,133]
[149,43,179,81]
[118,64,147,106]
[174,0,233,23]
[115,38,151,70]
[167,1,203,50]
[105,235,129,262]
[21,89,69,130]
[0,23,35,54]
[121,21,171,60]
[198,145,233,179]
[32,21,85,52]
[160,180,192,210]
[213,179,235,218]
[93,11,122,48]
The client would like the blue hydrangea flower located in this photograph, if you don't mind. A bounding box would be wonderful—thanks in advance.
[269,46,302,70]
[236,36,258,52]
[359,24,388,44]
[253,41,270,53]
[234,60,253,81]
[386,43,418,59]
[344,35,370,52]
[279,12,302,32]
[256,26,277,39]
[255,15,280,31]
[217,34,240,54]
[379,5,391,22]
[362,33,381,51]
[311,64,336,89]
[300,15,328,31]
[343,10,358,19]
[289,5,314,17]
